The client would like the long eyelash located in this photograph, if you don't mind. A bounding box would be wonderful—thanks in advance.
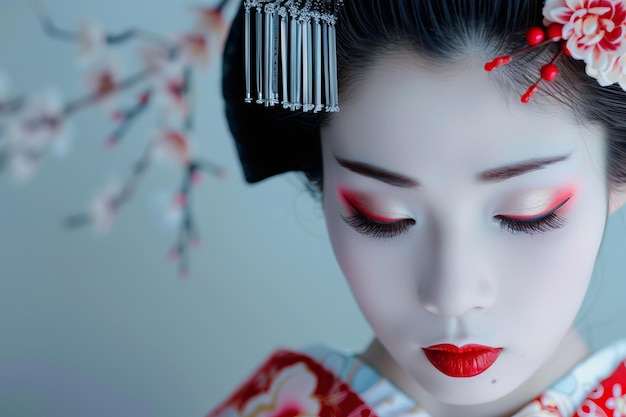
[496,196,570,235]
[495,211,567,235]
[343,200,568,238]
[342,210,415,239]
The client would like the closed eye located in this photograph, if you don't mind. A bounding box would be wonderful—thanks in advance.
[494,197,570,235]
[342,210,416,239]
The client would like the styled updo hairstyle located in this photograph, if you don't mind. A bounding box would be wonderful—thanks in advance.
[222,0,626,191]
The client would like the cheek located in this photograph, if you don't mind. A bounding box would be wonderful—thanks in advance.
[503,189,604,289]
[493,192,607,352]
[323,189,419,319]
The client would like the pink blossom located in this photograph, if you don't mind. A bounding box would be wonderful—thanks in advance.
[151,190,184,229]
[3,88,72,181]
[544,0,626,71]
[143,32,210,70]
[155,61,189,121]
[7,88,69,148]
[74,19,122,111]
[180,33,210,68]
[188,6,227,36]
[140,45,190,121]
[150,129,191,166]
[76,19,109,66]
[188,6,229,51]
[138,43,168,73]
[82,52,122,112]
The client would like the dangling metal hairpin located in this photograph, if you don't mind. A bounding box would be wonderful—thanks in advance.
[244,0,343,112]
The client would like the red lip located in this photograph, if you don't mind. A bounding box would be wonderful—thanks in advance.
[422,344,502,378]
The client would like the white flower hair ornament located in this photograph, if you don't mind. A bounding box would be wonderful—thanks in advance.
[485,0,626,102]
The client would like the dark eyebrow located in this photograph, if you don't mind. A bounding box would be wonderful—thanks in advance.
[476,154,570,183]
[336,158,420,188]
[336,154,570,187]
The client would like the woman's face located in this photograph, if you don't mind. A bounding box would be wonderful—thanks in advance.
[321,53,609,405]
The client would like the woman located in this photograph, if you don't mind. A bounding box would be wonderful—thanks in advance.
[211,1,626,416]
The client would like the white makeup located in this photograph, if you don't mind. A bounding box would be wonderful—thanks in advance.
[320,53,609,411]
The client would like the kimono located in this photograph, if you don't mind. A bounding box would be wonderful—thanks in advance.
[208,341,626,417]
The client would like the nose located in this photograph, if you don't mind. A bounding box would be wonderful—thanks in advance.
[418,228,496,318]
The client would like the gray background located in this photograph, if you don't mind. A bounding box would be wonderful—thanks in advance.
[0,1,625,416]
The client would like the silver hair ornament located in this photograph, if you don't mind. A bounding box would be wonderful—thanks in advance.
[243,0,343,112]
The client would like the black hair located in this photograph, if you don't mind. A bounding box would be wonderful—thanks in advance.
[222,0,626,191]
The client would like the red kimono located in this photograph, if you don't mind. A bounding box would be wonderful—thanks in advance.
[208,342,626,417]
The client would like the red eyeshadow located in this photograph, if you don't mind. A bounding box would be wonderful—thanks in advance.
[339,189,400,223]
[503,187,576,221]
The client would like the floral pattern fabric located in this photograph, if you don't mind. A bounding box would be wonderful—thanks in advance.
[208,350,377,417]
[208,340,626,417]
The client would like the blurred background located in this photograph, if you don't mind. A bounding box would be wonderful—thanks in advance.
[1,1,626,416]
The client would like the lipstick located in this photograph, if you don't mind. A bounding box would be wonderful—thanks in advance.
[422,344,502,378]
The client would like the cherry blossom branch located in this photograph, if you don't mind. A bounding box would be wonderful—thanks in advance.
[183,67,194,130]
[166,158,226,278]
[64,68,152,116]
[107,90,152,148]
[32,0,173,49]
[63,142,154,230]
[14,68,153,137]
[2,1,233,277]
[169,162,200,278]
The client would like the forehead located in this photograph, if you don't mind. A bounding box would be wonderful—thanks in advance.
[322,53,597,183]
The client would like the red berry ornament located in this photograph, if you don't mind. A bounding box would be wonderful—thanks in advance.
[541,63,559,81]
[546,23,564,41]
[485,56,511,72]
[526,27,545,45]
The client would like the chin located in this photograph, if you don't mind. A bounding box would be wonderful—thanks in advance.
[421,379,520,406]
[409,359,530,406]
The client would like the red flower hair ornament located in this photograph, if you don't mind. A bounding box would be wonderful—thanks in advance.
[486,0,626,101]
